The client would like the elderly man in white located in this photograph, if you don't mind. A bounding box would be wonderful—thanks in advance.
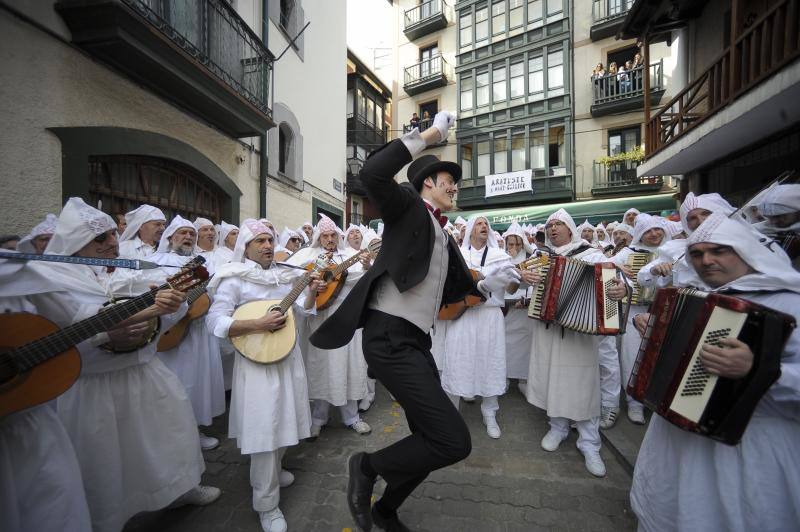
[194,217,217,253]
[16,213,58,254]
[117,204,167,260]
[502,222,536,392]
[630,212,800,532]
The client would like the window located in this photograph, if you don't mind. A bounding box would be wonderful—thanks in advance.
[461,142,473,179]
[527,0,542,23]
[346,90,354,117]
[376,103,383,131]
[492,65,507,102]
[548,125,565,169]
[510,58,524,98]
[492,0,506,35]
[509,0,523,27]
[459,12,472,47]
[357,89,366,119]
[528,56,543,96]
[476,70,490,106]
[477,139,491,176]
[547,49,564,90]
[420,44,439,78]
[608,127,641,155]
[493,136,507,174]
[511,132,526,171]
[279,123,293,174]
[366,98,375,125]
[530,130,545,168]
[475,5,489,42]
[546,0,562,16]
[460,75,474,110]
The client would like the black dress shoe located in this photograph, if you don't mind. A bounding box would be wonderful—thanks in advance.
[371,505,411,532]
[347,453,375,531]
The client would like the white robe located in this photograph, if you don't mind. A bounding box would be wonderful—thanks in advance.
[631,290,800,532]
[525,246,607,421]
[441,246,512,397]
[117,236,156,261]
[205,269,312,454]
[504,281,533,380]
[27,265,203,532]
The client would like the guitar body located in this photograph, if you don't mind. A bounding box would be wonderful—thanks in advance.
[274,251,291,262]
[0,313,81,418]
[230,300,297,364]
[315,268,348,311]
[437,270,485,321]
[157,293,211,352]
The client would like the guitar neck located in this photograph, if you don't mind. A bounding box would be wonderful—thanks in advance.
[277,273,314,314]
[187,279,211,304]
[331,250,365,276]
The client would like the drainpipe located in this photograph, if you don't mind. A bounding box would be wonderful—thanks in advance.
[259,0,269,219]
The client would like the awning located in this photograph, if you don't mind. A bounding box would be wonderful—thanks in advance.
[445,193,677,231]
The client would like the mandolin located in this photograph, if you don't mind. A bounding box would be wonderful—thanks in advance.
[231,255,329,365]
[311,239,382,311]
[156,278,212,352]
[437,269,486,321]
[0,257,208,419]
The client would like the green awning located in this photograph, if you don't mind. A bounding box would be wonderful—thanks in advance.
[445,193,678,231]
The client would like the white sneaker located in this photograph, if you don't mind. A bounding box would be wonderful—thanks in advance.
[278,469,295,488]
[349,419,372,435]
[483,416,501,439]
[198,432,219,451]
[517,379,527,395]
[540,429,566,452]
[600,406,620,430]
[627,404,646,425]
[259,507,287,532]
[358,397,373,412]
[583,452,607,477]
[168,485,221,508]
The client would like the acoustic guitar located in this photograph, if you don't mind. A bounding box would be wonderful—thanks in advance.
[0,257,208,419]
[312,239,382,311]
[274,250,292,262]
[231,255,329,365]
[437,269,485,321]
[156,278,211,352]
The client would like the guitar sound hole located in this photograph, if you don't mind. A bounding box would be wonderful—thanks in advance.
[0,352,18,384]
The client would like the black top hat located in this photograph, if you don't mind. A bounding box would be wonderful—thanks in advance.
[407,154,462,192]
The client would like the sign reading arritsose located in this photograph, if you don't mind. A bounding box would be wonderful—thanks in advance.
[484,169,533,198]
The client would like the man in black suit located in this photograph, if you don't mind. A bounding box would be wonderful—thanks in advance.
[310,112,478,531]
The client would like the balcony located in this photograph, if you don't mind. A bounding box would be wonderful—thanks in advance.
[591,160,664,196]
[404,0,448,41]
[590,0,634,41]
[56,0,274,138]
[455,174,573,209]
[404,55,450,96]
[590,60,665,117]
[644,0,800,163]
[401,118,448,149]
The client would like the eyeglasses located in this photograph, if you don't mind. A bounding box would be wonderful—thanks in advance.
[93,231,116,243]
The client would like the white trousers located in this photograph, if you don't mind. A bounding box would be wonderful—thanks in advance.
[447,393,500,418]
[598,336,621,408]
[621,308,645,408]
[549,416,601,454]
[250,447,286,512]
[364,378,376,402]
[311,399,359,427]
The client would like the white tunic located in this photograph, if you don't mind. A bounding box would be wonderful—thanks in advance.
[504,281,533,380]
[525,246,607,421]
[27,265,204,532]
[631,290,800,532]
[206,266,312,454]
[117,236,156,260]
[441,246,512,397]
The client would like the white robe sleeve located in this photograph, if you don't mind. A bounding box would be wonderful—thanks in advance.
[206,277,241,339]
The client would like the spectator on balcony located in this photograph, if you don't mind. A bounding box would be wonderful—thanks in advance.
[618,61,632,93]
[410,112,420,130]
[607,62,618,95]
[591,63,606,80]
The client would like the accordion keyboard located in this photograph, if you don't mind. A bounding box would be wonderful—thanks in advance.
[627,252,656,305]
[527,258,551,319]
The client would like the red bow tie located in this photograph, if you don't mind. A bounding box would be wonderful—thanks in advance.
[424,203,448,228]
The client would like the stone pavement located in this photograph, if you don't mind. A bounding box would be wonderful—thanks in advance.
[126,383,638,531]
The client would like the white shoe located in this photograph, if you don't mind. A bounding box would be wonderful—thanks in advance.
[541,429,566,452]
[600,406,620,430]
[279,469,295,488]
[583,452,607,477]
[517,379,527,395]
[358,397,373,412]
[168,485,221,508]
[349,419,372,435]
[199,432,219,451]
[627,404,646,425]
[309,423,322,438]
[483,416,501,439]
[259,507,287,532]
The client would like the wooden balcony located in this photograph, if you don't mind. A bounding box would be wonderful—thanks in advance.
[591,60,665,117]
[591,160,663,196]
[645,0,800,159]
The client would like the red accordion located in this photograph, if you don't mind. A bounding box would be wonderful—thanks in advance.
[627,287,796,444]
[526,255,626,335]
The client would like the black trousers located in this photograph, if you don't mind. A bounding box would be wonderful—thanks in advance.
[362,310,472,511]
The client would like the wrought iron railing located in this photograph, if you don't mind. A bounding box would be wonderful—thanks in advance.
[404,0,444,29]
[592,160,663,190]
[591,0,634,25]
[403,117,434,134]
[404,55,447,87]
[591,60,663,106]
[122,0,273,117]
[645,0,800,157]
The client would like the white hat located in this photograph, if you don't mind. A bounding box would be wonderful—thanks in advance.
[17,213,59,253]
[156,215,196,253]
[119,204,166,242]
[45,198,116,256]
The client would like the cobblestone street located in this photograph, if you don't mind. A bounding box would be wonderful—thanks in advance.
[127,383,637,531]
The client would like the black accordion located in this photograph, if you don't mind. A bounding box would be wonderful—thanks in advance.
[627,287,796,444]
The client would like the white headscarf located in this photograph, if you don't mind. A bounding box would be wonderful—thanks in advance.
[119,204,166,242]
[631,213,671,252]
[665,220,685,238]
[45,198,116,256]
[156,215,196,253]
[758,184,800,216]
[344,224,364,250]
[679,192,736,235]
[595,223,613,247]
[231,219,274,263]
[305,214,345,251]
[216,221,239,249]
[687,211,800,294]
[624,208,641,225]
[576,219,596,242]
[193,217,214,231]
[502,221,534,263]
[613,223,634,238]
[461,215,498,250]
[454,216,467,227]
[17,213,59,253]
[544,208,587,255]
[279,226,302,248]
